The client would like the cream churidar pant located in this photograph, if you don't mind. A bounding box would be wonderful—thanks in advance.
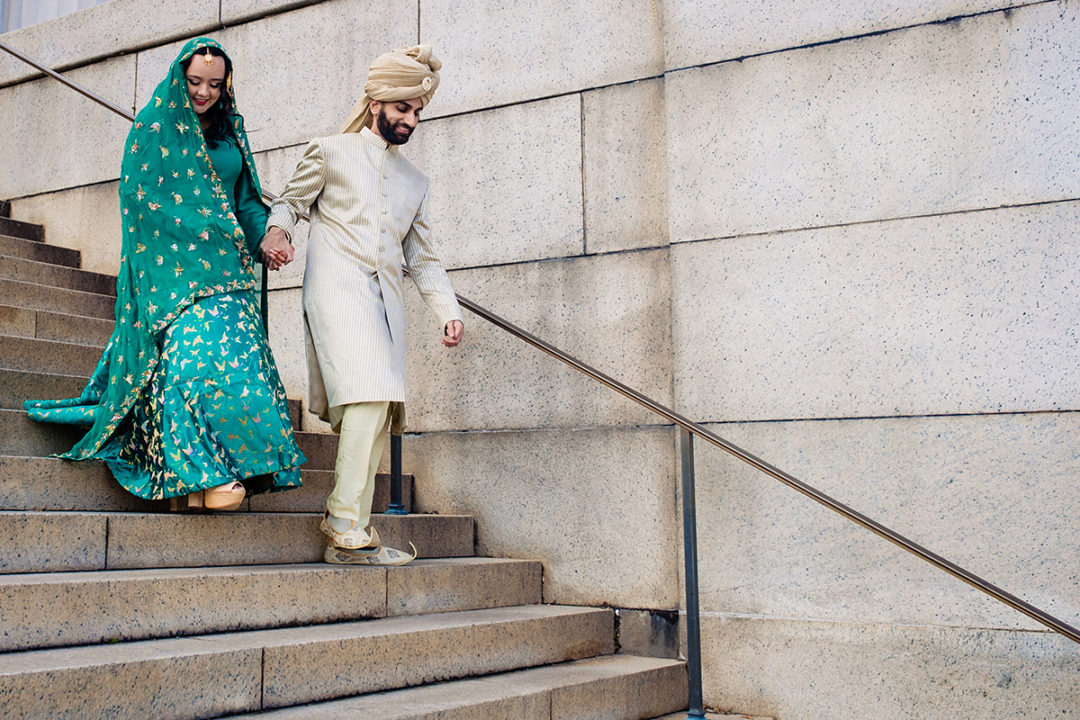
[326,401,390,525]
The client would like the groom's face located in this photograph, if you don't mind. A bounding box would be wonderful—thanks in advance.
[373,98,423,145]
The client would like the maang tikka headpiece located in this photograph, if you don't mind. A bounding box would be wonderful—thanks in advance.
[202,47,214,66]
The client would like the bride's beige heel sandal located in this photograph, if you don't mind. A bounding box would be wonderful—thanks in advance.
[204,481,246,511]
[170,481,245,512]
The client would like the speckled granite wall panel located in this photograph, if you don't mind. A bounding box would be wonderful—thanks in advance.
[664,0,1027,70]
[405,95,584,268]
[403,249,673,431]
[698,614,1079,720]
[402,426,680,609]
[671,202,1080,422]
[0,55,134,199]
[667,2,1080,242]
[133,0,415,154]
[10,182,121,276]
[0,0,217,87]
[419,0,664,117]
[689,412,1080,629]
[583,78,669,254]
[220,0,327,24]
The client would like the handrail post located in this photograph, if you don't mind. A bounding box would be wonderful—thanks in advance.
[386,433,406,515]
[680,428,706,719]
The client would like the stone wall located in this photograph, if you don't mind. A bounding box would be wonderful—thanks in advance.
[2,1,1078,717]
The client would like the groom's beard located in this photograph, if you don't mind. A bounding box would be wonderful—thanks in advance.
[376,108,413,145]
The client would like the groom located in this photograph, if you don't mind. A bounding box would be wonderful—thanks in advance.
[260,45,464,565]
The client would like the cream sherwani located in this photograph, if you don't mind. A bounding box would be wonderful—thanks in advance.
[267,126,462,431]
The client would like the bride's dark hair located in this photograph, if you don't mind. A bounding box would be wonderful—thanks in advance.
[184,46,238,149]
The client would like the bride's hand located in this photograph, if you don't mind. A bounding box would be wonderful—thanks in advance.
[260,227,294,271]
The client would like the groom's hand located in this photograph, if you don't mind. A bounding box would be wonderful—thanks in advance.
[260,227,294,271]
[442,320,464,347]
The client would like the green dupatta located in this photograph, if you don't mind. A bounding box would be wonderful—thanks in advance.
[25,37,267,461]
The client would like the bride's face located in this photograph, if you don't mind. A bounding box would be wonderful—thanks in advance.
[184,52,227,116]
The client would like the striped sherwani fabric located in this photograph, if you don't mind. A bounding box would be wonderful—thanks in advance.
[266,127,462,431]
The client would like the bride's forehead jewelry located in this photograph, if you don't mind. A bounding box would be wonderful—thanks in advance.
[202,47,214,66]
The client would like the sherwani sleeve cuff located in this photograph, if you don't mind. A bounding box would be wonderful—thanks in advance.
[429,294,464,330]
[266,138,326,244]
[266,204,297,243]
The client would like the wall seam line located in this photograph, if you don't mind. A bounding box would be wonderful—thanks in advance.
[102,514,110,570]
[664,0,1060,76]
[672,196,1080,247]
[579,92,587,256]
[402,408,1080,438]
[696,610,1064,636]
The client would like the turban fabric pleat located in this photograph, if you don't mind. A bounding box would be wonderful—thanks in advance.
[341,45,442,134]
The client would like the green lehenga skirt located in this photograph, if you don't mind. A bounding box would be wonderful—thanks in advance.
[26,291,305,500]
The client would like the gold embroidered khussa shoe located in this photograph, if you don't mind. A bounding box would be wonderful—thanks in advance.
[324,541,418,566]
[320,510,381,551]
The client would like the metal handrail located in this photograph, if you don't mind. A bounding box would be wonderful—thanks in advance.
[5,39,1077,720]
[453,294,1080,645]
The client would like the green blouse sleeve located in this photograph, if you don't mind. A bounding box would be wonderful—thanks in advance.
[234,167,269,260]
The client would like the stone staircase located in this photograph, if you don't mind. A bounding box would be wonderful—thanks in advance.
[0,215,690,719]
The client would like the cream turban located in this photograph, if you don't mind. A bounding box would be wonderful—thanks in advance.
[340,45,442,134]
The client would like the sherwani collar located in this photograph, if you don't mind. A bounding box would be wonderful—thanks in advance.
[359,125,401,154]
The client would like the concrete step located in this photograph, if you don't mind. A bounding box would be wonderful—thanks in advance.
[0,334,103,376]
[0,304,113,347]
[0,254,116,296]
[0,455,164,512]
[225,654,688,720]
[294,429,338,470]
[0,217,44,242]
[0,406,86,458]
[0,604,612,720]
[249,469,412,513]
[0,234,81,268]
[0,510,475,574]
[0,456,409,514]
[0,368,88,411]
[0,277,114,319]
[1,303,113,347]
[0,557,541,652]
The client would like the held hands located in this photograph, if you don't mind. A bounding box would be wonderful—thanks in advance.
[260,227,294,271]
[442,320,464,348]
